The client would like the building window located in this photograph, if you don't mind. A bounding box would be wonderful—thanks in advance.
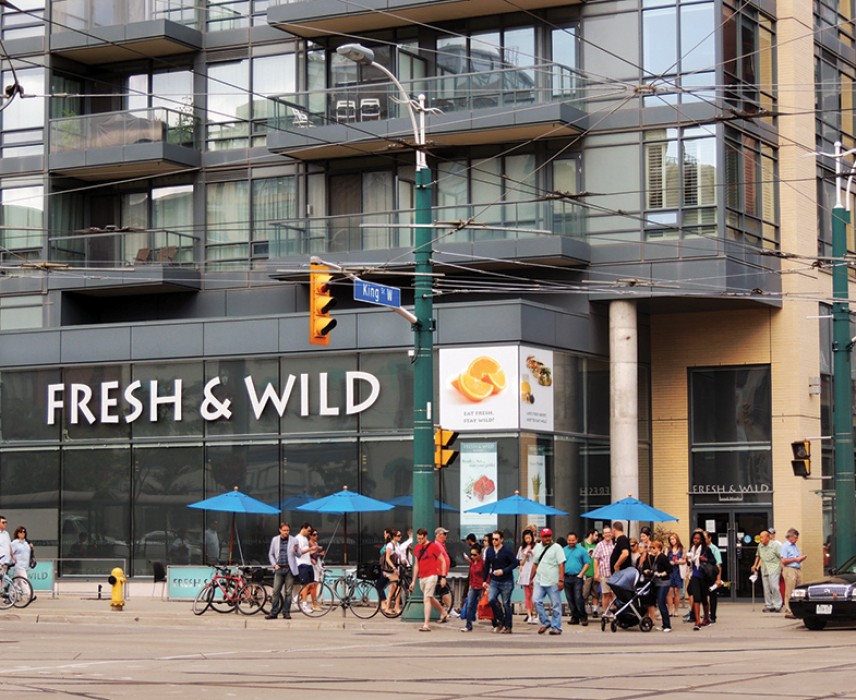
[815,0,856,48]
[644,128,717,239]
[206,54,295,151]
[206,175,296,270]
[0,0,43,40]
[207,0,270,30]
[642,0,715,104]
[1,66,44,157]
[690,366,772,503]
[722,1,776,117]
[724,129,778,249]
[0,180,43,257]
[127,69,195,147]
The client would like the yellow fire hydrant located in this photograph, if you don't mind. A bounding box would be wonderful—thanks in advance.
[107,567,126,611]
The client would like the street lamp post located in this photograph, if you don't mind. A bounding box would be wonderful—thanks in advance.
[830,141,856,567]
[337,44,436,617]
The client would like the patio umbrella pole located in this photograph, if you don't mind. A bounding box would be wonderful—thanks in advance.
[228,513,236,565]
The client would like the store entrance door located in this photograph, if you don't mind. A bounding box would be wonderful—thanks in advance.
[694,510,770,599]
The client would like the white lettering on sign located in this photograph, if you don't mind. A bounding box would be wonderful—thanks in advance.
[46,371,382,425]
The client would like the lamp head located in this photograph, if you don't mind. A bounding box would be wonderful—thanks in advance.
[337,43,375,66]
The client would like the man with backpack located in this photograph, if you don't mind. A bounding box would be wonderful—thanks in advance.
[531,528,566,635]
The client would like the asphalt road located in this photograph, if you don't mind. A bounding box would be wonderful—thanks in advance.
[0,598,854,699]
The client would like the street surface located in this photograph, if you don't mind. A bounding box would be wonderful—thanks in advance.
[0,597,854,699]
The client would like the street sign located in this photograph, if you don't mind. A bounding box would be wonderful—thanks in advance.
[353,279,401,308]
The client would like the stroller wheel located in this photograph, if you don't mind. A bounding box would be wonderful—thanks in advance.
[640,616,654,632]
[610,621,618,633]
[601,617,607,632]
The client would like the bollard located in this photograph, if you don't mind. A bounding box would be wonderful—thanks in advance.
[107,567,126,611]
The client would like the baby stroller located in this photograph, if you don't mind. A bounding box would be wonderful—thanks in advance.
[600,567,654,633]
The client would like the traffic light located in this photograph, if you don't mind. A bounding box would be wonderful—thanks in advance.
[309,262,337,346]
[791,440,811,478]
[434,427,459,469]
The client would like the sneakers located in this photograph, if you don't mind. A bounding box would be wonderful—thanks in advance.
[448,609,460,618]
[526,617,539,625]
[693,624,701,631]
[460,626,472,632]
[300,602,312,614]
[661,627,672,633]
[492,625,505,634]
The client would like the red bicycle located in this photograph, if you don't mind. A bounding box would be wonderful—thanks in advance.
[192,565,268,615]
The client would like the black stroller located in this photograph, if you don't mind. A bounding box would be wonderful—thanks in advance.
[600,567,654,633]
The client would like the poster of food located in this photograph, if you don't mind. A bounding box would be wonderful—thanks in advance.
[460,442,498,534]
[519,346,555,432]
[526,445,547,529]
[439,346,519,431]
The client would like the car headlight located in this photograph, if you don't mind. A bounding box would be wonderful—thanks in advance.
[791,589,807,599]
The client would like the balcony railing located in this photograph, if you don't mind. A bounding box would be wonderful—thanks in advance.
[269,62,585,130]
[49,108,198,153]
[51,0,200,31]
[48,228,197,269]
[269,201,585,258]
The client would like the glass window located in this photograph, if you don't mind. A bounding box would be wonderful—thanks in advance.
[61,364,132,442]
[0,182,43,251]
[280,354,359,435]
[130,362,204,439]
[0,369,60,441]
[1,0,44,40]
[1,67,44,157]
[206,60,249,150]
[358,353,413,432]
[0,450,60,560]
[130,445,204,576]
[205,358,281,437]
[61,447,131,569]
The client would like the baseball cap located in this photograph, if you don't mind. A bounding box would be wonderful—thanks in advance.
[435,527,449,536]
[540,528,553,537]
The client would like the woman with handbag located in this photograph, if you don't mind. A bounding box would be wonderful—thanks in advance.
[686,530,714,630]
[11,526,34,581]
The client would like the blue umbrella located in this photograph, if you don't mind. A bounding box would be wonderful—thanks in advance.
[187,486,279,564]
[580,496,678,523]
[297,486,394,564]
[464,491,568,516]
[387,494,457,512]
[465,491,567,545]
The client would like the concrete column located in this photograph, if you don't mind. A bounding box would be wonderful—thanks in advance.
[610,300,639,504]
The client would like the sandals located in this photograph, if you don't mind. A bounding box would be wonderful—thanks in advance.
[418,625,431,632]
[439,615,449,624]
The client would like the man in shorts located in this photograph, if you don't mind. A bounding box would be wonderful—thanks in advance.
[410,528,448,631]
[295,521,317,614]
[593,525,615,615]
[433,527,454,616]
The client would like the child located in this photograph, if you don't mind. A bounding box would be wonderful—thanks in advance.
[461,544,485,632]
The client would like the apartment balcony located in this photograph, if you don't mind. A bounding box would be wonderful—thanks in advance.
[267,65,587,160]
[48,108,200,181]
[268,0,582,38]
[40,227,201,295]
[50,0,202,63]
[267,201,589,278]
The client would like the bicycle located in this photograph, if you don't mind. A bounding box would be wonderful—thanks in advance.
[301,567,381,619]
[0,568,19,610]
[379,566,411,618]
[10,575,34,608]
[192,565,268,616]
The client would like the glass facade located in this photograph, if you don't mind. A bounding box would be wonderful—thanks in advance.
[0,347,620,574]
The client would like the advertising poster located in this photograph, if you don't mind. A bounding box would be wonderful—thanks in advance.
[519,346,554,431]
[439,345,519,431]
[460,442,498,535]
[526,445,547,529]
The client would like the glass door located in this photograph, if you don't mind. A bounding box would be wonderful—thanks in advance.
[695,510,769,598]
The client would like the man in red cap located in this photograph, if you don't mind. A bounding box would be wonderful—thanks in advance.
[531,528,566,635]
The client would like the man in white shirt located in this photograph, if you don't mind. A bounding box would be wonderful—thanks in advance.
[0,516,13,574]
[295,522,317,612]
[531,528,566,635]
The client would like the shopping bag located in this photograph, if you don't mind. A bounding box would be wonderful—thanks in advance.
[477,589,494,620]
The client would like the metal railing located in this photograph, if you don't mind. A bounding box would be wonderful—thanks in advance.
[270,62,585,130]
[48,228,198,268]
[270,201,585,257]
[51,0,200,31]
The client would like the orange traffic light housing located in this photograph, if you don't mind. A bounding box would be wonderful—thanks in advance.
[309,263,337,346]
[791,440,811,478]
[434,427,459,469]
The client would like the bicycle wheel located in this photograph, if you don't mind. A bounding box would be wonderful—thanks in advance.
[301,583,335,617]
[349,580,381,619]
[237,582,268,615]
[0,578,18,609]
[192,583,214,615]
[11,577,34,608]
[210,580,238,613]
